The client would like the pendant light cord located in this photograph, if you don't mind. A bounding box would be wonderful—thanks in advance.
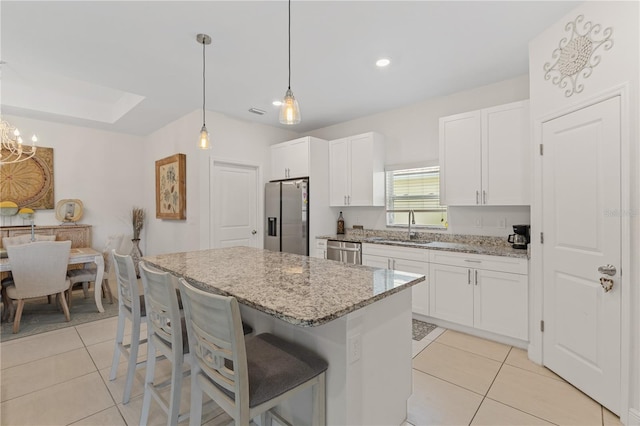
[202,38,206,127]
[288,0,291,90]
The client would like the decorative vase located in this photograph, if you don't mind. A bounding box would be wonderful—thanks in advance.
[130,238,143,277]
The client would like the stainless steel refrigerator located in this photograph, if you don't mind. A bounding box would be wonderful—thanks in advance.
[264,179,309,255]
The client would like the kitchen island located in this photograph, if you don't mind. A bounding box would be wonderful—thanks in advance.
[143,246,425,426]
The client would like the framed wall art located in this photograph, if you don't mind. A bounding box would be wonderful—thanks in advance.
[0,146,54,209]
[155,153,186,220]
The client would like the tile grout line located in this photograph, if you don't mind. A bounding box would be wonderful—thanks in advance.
[467,346,512,425]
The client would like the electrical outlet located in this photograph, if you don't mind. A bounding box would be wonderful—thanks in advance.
[474,217,482,228]
[498,218,507,229]
[348,334,361,363]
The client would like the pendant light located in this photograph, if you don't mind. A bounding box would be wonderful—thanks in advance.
[279,0,301,125]
[197,33,212,150]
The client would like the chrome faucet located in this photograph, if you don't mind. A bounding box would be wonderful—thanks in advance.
[408,210,415,240]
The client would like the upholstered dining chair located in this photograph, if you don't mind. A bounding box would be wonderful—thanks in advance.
[178,278,328,426]
[138,261,190,425]
[1,234,57,322]
[66,234,123,308]
[110,250,147,404]
[4,241,72,334]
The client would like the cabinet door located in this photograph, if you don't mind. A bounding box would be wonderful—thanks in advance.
[270,139,309,180]
[329,138,349,206]
[429,263,473,326]
[348,134,375,206]
[482,101,530,205]
[439,111,482,205]
[286,138,310,179]
[393,258,429,316]
[473,269,528,340]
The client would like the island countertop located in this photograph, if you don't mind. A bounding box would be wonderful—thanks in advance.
[143,246,424,327]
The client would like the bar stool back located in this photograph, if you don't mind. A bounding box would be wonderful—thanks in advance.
[179,278,328,426]
[138,261,189,425]
[110,250,147,404]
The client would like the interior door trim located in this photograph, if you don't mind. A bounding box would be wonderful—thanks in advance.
[530,83,631,423]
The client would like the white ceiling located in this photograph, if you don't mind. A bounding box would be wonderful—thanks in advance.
[1,1,578,136]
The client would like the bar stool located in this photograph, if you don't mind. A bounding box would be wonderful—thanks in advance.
[110,250,147,404]
[179,278,328,426]
[138,261,189,425]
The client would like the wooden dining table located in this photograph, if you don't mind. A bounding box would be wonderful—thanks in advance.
[0,247,106,313]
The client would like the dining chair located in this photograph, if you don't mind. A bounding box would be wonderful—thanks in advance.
[66,234,123,308]
[178,278,328,426]
[4,241,72,333]
[110,250,147,404]
[138,261,190,425]
[1,234,57,322]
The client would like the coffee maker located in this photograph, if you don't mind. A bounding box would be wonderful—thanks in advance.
[508,224,530,249]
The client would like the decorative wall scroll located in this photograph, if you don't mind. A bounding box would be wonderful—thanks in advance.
[155,153,186,220]
[543,15,614,97]
[0,146,54,209]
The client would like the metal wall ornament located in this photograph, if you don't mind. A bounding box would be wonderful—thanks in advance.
[543,15,613,97]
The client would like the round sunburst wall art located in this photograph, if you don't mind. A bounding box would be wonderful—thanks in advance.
[0,146,54,209]
[543,15,614,97]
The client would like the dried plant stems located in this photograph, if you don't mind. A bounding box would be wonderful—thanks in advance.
[132,207,145,240]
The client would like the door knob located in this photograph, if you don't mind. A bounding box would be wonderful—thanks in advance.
[597,264,616,276]
[251,230,257,235]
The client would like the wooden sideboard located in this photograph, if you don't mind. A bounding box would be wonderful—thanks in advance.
[0,224,92,248]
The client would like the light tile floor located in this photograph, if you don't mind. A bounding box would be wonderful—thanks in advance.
[0,318,624,425]
[409,329,624,426]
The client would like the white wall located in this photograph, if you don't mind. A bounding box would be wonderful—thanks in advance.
[306,75,531,236]
[142,109,297,255]
[3,114,144,251]
[528,2,639,423]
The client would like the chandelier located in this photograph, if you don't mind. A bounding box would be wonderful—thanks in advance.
[1,118,37,165]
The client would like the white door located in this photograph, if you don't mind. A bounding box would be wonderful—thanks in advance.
[212,162,259,248]
[542,96,621,413]
[348,134,373,206]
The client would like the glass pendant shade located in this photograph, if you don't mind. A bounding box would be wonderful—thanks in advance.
[279,89,301,125]
[199,125,211,150]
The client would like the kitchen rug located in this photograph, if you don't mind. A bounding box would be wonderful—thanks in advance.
[1,290,119,342]
[412,319,437,341]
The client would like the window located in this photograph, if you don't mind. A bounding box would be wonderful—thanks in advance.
[385,166,447,228]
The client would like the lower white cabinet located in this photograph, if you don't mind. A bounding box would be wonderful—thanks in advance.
[313,239,328,259]
[429,251,528,341]
[362,244,429,316]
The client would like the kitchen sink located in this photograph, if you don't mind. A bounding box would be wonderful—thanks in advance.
[364,237,433,247]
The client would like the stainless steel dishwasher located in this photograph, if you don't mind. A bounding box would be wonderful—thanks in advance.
[326,240,362,264]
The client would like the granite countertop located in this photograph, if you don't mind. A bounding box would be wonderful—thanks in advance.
[318,231,529,259]
[143,246,425,327]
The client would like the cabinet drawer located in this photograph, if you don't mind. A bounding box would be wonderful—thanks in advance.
[316,239,327,249]
[429,250,527,275]
[362,243,428,262]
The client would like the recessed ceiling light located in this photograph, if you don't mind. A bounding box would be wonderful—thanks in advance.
[272,100,283,106]
[376,58,391,67]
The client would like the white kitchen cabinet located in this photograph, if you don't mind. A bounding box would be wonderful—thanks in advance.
[329,132,385,207]
[313,239,328,259]
[362,243,429,316]
[428,251,528,340]
[439,100,530,206]
[270,137,310,180]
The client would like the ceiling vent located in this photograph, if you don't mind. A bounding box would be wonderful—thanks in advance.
[248,108,266,115]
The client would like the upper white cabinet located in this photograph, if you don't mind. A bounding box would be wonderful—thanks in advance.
[329,132,385,207]
[439,100,530,206]
[270,137,310,180]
